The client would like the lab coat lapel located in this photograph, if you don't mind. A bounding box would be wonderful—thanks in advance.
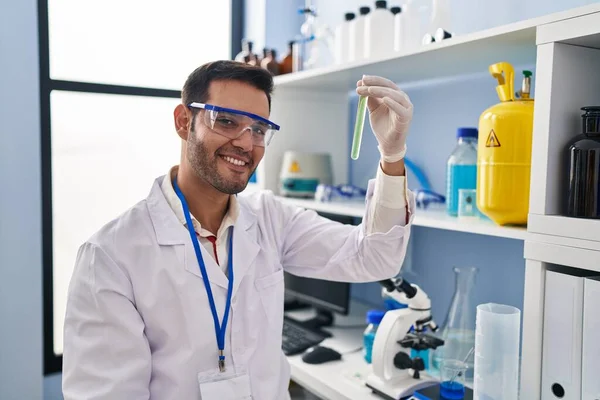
[146,176,229,289]
[183,239,230,289]
[231,200,259,296]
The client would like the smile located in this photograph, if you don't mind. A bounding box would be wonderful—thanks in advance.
[220,155,249,167]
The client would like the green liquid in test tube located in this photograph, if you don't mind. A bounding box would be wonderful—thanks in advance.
[351,96,368,160]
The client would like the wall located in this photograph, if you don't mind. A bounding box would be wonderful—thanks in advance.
[0,0,44,399]
[44,374,62,399]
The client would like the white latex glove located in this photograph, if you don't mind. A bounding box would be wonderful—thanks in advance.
[356,75,413,163]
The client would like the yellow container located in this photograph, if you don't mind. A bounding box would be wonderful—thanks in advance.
[477,62,534,226]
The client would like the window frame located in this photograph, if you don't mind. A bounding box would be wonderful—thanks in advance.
[38,0,245,375]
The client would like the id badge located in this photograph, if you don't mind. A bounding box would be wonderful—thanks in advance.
[197,370,252,400]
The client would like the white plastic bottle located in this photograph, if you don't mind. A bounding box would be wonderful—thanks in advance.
[334,12,355,65]
[429,0,451,37]
[391,6,403,52]
[348,6,370,62]
[403,0,431,51]
[364,1,394,59]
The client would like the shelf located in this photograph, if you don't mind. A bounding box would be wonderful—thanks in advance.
[278,197,365,218]
[276,196,528,241]
[528,214,600,245]
[273,4,600,92]
[537,9,600,49]
[524,241,600,273]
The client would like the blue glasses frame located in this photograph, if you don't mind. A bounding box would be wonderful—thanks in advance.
[188,102,280,131]
[414,189,446,209]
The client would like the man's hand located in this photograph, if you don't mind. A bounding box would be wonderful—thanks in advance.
[356,75,413,164]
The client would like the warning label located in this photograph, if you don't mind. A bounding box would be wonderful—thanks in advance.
[485,129,501,147]
[289,160,301,173]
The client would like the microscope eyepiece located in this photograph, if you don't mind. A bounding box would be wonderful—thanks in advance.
[379,279,396,292]
[397,279,417,298]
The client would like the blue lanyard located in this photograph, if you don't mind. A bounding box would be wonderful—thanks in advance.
[172,177,234,372]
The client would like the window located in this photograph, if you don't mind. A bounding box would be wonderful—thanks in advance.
[40,0,244,374]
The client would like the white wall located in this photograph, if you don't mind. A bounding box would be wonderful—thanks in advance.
[0,0,44,399]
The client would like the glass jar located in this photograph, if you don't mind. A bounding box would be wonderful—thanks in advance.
[566,106,600,218]
[363,309,386,364]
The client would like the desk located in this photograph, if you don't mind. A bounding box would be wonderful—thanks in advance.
[286,301,383,400]
[285,301,474,400]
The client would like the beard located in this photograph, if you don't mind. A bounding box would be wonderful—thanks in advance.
[186,128,256,195]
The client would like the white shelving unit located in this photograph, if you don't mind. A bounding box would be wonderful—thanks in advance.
[259,3,600,399]
[520,10,600,400]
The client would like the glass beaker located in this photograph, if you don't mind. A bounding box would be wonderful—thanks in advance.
[432,266,478,378]
[440,359,467,400]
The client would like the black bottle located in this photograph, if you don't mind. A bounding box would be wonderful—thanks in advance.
[566,106,600,218]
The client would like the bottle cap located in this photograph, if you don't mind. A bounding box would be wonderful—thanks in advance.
[366,309,386,324]
[345,12,356,21]
[359,6,371,15]
[457,127,478,138]
[422,33,435,45]
[375,0,387,8]
[390,6,402,14]
[434,28,452,42]
[581,106,600,135]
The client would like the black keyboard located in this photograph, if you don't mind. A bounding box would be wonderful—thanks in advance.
[281,317,327,356]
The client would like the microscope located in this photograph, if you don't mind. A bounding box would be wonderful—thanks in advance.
[365,277,444,399]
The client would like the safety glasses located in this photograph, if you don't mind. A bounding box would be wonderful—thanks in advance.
[414,189,446,209]
[188,102,280,147]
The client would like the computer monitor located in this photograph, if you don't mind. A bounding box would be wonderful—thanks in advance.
[284,272,350,336]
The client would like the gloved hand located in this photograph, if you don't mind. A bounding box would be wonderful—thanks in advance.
[356,75,413,163]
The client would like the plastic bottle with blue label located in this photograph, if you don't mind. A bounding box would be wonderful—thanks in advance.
[446,128,478,216]
[363,310,386,364]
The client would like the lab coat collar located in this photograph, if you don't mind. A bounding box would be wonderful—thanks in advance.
[146,176,259,294]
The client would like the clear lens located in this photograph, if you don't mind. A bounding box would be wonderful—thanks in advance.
[203,109,275,147]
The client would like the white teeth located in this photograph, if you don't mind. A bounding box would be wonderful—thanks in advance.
[223,156,246,166]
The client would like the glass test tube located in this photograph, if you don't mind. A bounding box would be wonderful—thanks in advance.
[351,96,368,160]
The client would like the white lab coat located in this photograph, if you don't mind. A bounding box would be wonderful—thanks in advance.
[62,175,414,400]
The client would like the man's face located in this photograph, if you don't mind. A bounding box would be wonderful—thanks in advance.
[185,80,269,194]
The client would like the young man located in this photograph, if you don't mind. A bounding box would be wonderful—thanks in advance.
[62,60,415,399]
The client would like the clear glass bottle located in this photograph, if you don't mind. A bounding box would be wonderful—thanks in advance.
[431,266,478,378]
[446,127,478,216]
[363,309,385,364]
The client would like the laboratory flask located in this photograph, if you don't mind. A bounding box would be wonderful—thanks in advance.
[432,266,478,378]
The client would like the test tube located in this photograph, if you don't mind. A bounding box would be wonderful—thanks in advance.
[351,96,368,160]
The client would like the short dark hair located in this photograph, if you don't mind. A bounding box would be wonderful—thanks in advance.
[182,60,274,115]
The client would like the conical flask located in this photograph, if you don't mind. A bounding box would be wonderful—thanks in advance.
[432,266,478,378]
